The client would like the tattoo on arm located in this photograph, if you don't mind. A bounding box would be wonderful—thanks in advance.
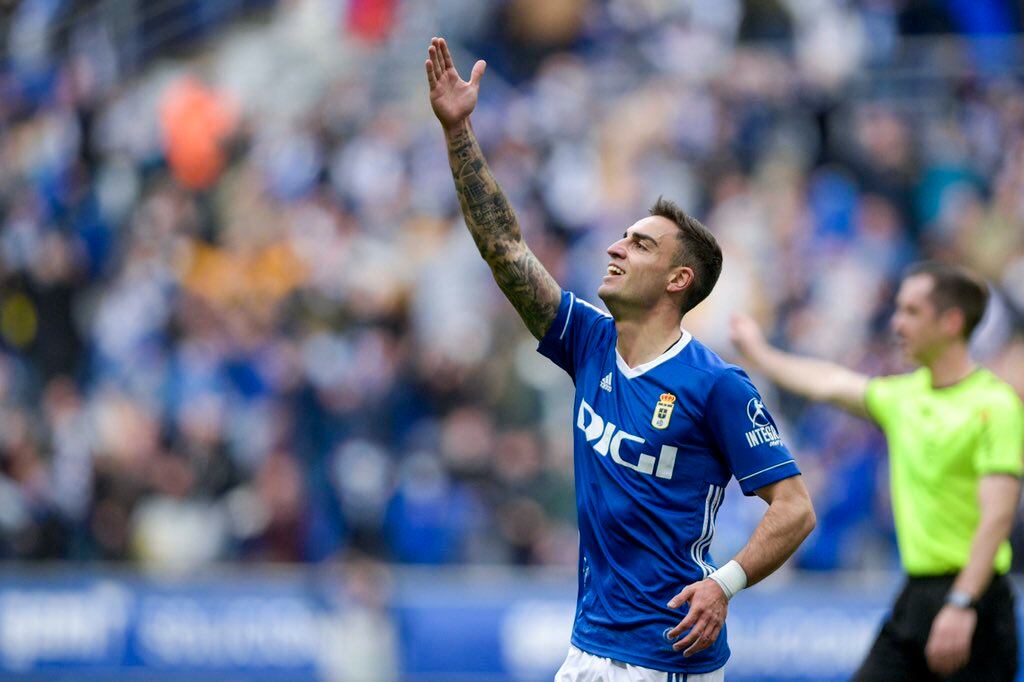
[446,123,561,339]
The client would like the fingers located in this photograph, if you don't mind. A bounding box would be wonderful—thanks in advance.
[667,614,700,647]
[924,611,974,676]
[428,43,443,80]
[425,60,437,89]
[438,38,454,71]
[674,614,723,655]
[675,619,706,652]
[665,617,687,640]
[675,603,700,632]
[428,37,483,91]
[673,614,707,652]
[667,584,694,610]
[664,584,696,639]
[682,621,722,657]
[667,612,723,656]
[729,313,752,335]
[729,314,762,352]
[665,581,726,655]
[926,644,968,676]
[946,652,968,675]
[665,601,698,640]
[470,59,487,86]
[926,650,956,676]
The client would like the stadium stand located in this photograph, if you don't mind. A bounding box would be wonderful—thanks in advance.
[0,0,1023,629]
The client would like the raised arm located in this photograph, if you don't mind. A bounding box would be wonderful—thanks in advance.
[425,37,561,340]
[730,313,872,420]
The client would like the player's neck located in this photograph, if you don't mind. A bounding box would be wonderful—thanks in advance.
[926,342,976,389]
[614,311,685,369]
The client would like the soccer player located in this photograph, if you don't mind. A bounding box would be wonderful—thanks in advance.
[425,37,816,680]
[731,262,1023,680]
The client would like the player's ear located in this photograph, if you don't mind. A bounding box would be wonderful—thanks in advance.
[667,266,693,295]
[940,307,966,339]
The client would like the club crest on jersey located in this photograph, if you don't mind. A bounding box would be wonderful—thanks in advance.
[651,393,676,430]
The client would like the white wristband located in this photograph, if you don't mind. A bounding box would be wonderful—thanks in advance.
[708,560,747,600]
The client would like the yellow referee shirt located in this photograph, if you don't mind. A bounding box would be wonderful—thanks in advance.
[865,367,1024,576]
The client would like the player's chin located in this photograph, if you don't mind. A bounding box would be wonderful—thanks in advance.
[895,337,915,358]
[900,344,925,364]
[597,280,616,298]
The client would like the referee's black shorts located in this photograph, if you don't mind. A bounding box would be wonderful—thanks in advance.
[854,574,1017,681]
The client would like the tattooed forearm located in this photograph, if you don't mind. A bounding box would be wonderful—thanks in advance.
[445,121,561,339]
[490,243,561,340]
[447,124,520,253]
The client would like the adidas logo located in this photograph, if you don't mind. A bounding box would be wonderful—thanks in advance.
[600,372,613,393]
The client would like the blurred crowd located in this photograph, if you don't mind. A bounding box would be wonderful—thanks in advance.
[0,0,1022,573]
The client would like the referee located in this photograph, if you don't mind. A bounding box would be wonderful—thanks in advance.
[731,261,1023,680]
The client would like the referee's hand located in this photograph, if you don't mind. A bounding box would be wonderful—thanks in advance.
[925,604,977,676]
[665,579,728,657]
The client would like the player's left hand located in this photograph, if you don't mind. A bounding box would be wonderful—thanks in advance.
[425,37,486,130]
[924,604,977,676]
[665,579,728,657]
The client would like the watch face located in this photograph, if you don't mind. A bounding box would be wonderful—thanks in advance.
[946,591,973,609]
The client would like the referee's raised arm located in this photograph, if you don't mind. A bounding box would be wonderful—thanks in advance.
[729,313,872,420]
[425,37,561,341]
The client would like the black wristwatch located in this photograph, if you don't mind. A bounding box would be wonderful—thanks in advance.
[945,589,976,610]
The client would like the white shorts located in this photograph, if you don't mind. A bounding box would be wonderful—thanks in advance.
[554,644,725,682]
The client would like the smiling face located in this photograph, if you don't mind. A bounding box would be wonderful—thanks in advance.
[598,215,692,318]
[891,274,963,364]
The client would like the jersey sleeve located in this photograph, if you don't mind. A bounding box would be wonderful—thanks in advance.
[536,290,610,382]
[865,375,903,431]
[974,392,1024,477]
[706,368,801,495]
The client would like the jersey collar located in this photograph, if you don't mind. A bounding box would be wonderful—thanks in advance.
[615,329,693,379]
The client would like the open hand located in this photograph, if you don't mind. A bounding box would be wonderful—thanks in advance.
[729,313,767,361]
[665,579,728,657]
[425,37,486,130]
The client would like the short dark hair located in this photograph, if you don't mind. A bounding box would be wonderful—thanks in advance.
[903,261,989,339]
[650,196,723,314]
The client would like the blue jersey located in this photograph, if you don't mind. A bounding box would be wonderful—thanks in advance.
[537,291,800,673]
